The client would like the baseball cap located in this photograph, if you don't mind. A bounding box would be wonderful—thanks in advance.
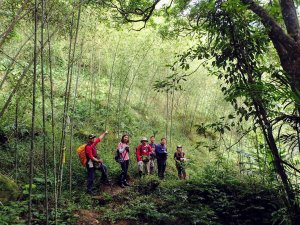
[88,134,96,139]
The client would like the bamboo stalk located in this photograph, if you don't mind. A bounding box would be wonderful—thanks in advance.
[69,37,84,197]
[58,0,83,198]
[104,39,120,130]
[40,0,49,223]
[46,11,57,224]
[14,95,19,182]
[169,81,175,149]
[28,0,38,223]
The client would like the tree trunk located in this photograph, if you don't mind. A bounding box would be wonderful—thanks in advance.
[253,99,300,223]
[241,0,300,98]
[279,0,300,42]
[228,12,300,220]
[279,56,300,99]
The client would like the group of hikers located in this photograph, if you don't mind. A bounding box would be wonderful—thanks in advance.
[84,131,187,195]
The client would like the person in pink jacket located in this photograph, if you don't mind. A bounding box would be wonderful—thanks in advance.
[117,134,130,188]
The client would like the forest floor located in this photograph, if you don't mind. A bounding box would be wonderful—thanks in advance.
[0,169,284,225]
[74,180,135,225]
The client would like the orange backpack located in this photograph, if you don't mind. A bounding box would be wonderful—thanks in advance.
[77,144,87,167]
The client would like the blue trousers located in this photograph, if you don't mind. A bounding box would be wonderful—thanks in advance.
[86,163,108,192]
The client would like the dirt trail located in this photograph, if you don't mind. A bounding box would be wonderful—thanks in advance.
[75,181,134,225]
[74,209,102,225]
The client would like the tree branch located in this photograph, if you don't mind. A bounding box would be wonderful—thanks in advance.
[103,0,161,29]
[281,159,300,174]
[241,0,300,56]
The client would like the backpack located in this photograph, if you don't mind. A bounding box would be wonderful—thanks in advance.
[77,144,87,167]
[114,150,121,163]
[115,149,127,164]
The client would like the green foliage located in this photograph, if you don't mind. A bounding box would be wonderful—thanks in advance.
[0,200,27,225]
[101,165,284,225]
[0,173,20,202]
[0,187,80,225]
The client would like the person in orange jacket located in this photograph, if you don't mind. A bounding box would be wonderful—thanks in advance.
[136,137,153,177]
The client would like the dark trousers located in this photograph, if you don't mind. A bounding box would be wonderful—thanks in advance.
[176,164,186,179]
[87,163,108,192]
[120,160,129,184]
[157,159,166,179]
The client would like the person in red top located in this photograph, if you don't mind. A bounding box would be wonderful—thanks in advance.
[136,137,153,177]
[86,131,109,195]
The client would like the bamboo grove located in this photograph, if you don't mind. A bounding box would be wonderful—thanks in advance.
[1,0,300,224]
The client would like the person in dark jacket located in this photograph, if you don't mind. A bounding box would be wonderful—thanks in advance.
[174,145,187,180]
[155,138,168,179]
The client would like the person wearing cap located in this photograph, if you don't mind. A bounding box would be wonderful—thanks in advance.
[117,134,130,188]
[86,131,109,195]
[174,145,187,180]
[155,138,168,179]
[136,137,153,177]
[149,136,157,175]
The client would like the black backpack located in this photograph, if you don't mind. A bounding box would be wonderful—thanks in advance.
[114,150,122,163]
[115,149,129,163]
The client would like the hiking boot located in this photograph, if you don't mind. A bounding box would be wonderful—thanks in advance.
[120,183,125,188]
[124,181,130,186]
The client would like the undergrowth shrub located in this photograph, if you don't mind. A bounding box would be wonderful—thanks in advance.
[102,165,285,225]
